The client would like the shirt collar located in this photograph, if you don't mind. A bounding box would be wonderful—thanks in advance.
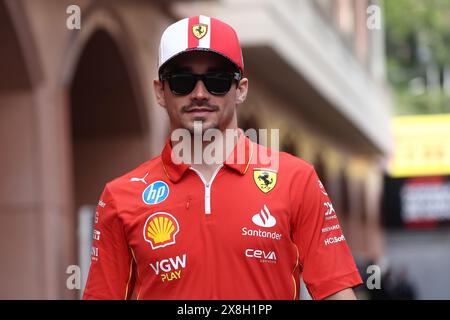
[161,129,253,183]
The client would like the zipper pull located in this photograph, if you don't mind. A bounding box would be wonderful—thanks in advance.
[186,198,190,210]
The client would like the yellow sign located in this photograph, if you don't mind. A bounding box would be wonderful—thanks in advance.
[143,212,179,250]
[253,169,277,193]
[192,23,207,39]
[388,114,450,177]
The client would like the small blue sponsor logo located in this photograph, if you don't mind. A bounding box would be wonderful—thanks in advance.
[142,181,169,205]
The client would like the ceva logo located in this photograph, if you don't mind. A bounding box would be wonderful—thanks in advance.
[142,181,169,205]
[252,204,276,228]
[245,249,277,261]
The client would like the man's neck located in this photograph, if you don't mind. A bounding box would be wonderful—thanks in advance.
[172,127,241,182]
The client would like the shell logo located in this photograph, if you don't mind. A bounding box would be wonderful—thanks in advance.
[143,212,180,250]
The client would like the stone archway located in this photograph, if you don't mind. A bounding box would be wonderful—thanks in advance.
[69,27,149,295]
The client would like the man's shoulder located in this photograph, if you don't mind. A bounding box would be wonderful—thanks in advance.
[105,154,165,191]
[279,150,314,171]
[252,141,314,174]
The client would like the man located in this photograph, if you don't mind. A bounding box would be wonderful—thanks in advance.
[83,15,362,300]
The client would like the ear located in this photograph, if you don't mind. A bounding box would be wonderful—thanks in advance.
[153,79,167,108]
[235,77,248,105]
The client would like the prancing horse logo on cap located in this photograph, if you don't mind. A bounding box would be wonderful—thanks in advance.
[192,23,208,39]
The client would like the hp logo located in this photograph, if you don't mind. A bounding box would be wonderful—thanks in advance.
[142,181,169,205]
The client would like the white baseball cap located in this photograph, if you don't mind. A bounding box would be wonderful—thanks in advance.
[158,15,244,75]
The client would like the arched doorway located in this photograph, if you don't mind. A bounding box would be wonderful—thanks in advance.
[69,29,148,295]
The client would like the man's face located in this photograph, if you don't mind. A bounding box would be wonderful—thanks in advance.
[154,51,248,134]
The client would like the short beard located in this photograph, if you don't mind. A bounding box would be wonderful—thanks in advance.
[185,120,219,135]
[182,101,219,135]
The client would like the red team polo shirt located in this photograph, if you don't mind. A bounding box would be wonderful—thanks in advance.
[83,132,362,300]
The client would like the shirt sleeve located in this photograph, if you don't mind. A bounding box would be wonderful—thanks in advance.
[82,185,135,300]
[290,166,362,300]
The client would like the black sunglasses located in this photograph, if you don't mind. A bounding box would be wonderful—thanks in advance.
[160,72,242,95]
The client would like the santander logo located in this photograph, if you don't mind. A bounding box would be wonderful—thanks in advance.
[252,204,276,228]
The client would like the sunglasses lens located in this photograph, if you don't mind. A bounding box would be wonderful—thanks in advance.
[165,73,236,95]
[168,74,196,95]
[204,73,233,95]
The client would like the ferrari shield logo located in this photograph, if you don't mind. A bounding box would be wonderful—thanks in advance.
[192,23,208,39]
[253,169,277,193]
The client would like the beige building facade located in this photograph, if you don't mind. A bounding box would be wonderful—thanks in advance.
[0,0,392,299]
